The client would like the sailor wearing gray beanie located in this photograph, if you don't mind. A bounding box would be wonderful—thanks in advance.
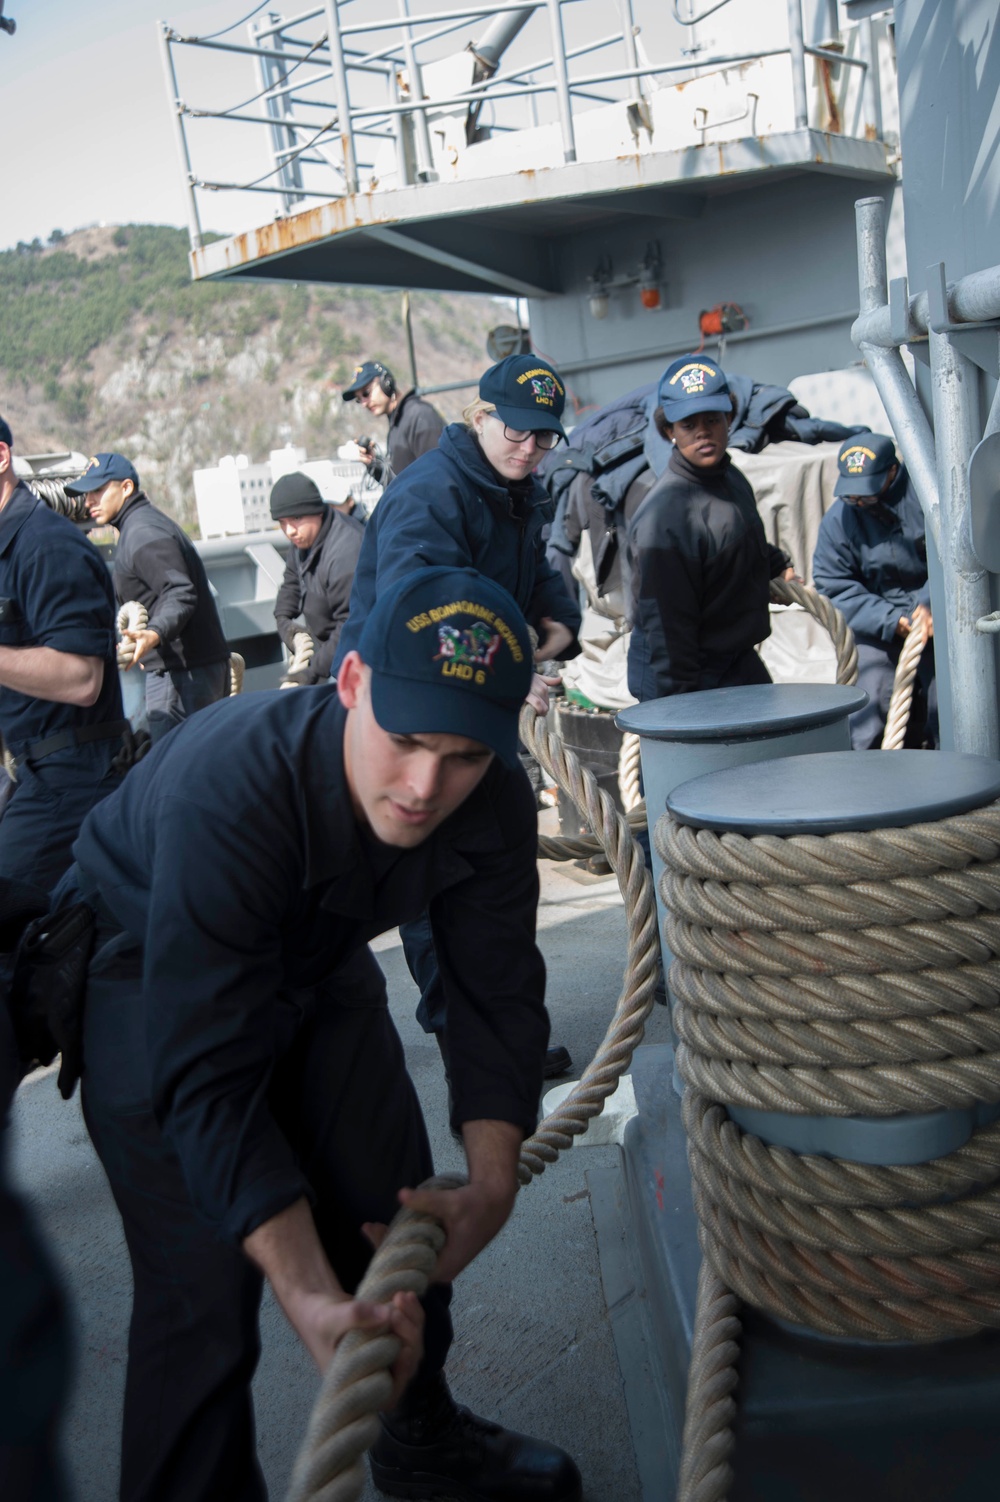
[269,471,328,520]
[271,473,364,684]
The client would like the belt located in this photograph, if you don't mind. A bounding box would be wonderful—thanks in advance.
[13,719,131,773]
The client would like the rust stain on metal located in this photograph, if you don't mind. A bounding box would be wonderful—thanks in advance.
[865,123,878,141]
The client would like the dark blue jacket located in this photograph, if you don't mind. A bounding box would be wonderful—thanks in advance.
[0,483,122,756]
[72,687,548,1244]
[811,466,930,647]
[337,424,581,666]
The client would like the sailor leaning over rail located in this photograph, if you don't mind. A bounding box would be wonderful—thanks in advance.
[67,452,231,742]
[38,567,582,1502]
[335,353,584,1086]
[812,432,938,750]
[270,471,364,688]
[0,417,128,899]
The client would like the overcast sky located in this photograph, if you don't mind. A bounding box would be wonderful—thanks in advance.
[1,0,810,253]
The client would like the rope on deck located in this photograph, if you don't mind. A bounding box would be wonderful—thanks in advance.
[283,703,660,1501]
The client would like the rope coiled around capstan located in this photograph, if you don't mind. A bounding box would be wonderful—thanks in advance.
[657,798,1000,1501]
[282,704,660,1501]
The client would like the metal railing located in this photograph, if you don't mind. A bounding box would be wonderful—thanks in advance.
[852,195,1000,761]
[159,0,880,250]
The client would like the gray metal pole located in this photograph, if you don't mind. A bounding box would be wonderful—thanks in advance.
[617,0,641,101]
[469,5,535,74]
[251,17,304,213]
[853,197,940,544]
[322,0,359,193]
[786,0,809,129]
[396,0,437,181]
[401,291,418,388]
[546,0,576,163]
[157,23,203,249]
[928,329,999,758]
[388,66,413,186]
[859,16,882,141]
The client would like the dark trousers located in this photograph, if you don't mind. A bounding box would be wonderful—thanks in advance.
[78,931,452,1502]
[0,1010,72,1502]
[144,662,229,745]
[849,638,938,750]
[0,1176,72,1502]
[0,747,121,900]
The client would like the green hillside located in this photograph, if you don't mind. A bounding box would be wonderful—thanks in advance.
[0,224,501,525]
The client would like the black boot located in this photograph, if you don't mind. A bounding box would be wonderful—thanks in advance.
[370,1373,582,1501]
[543,1044,573,1079]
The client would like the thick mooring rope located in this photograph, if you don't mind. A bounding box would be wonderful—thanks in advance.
[768,576,858,686]
[658,799,1000,1501]
[283,705,659,1500]
[228,652,246,696]
[881,616,931,750]
[619,731,643,811]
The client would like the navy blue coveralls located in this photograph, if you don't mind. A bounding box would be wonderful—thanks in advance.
[336,422,580,1034]
[811,465,937,749]
[0,987,72,1502]
[0,483,124,898]
[62,686,548,1502]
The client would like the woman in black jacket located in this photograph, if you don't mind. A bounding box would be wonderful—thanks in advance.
[627,355,791,703]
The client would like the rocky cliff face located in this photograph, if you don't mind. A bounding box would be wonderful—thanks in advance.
[0,225,504,528]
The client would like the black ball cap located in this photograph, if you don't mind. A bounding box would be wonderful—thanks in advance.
[0,415,11,449]
[270,471,327,519]
[356,567,533,768]
[342,361,391,401]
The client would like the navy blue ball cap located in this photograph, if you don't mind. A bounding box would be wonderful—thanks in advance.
[480,354,567,437]
[0,415,12,449]
[342,361,392,401]
[657,355,732,421]
[834,433,898,497]
[66,452,139,495]
[356,567,533,768]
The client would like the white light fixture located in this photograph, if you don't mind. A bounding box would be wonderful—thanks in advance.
[588,255,613,320]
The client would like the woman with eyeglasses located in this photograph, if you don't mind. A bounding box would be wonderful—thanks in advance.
[333,352,582,1086]
[336,352,581,704]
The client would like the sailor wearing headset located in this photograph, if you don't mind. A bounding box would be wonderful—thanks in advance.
[44,567,581,1502]
[342,359,445,485]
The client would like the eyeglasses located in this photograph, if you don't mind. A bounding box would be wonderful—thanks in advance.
[489,413,561,450]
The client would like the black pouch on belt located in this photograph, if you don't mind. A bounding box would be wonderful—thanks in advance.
[9,902,97,1099]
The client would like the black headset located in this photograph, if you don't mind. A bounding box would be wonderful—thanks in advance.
[374,363,396,399]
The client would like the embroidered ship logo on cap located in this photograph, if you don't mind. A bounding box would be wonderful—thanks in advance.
[842,445,877,474]
[435,621,501,670]
[669,361,718,396]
